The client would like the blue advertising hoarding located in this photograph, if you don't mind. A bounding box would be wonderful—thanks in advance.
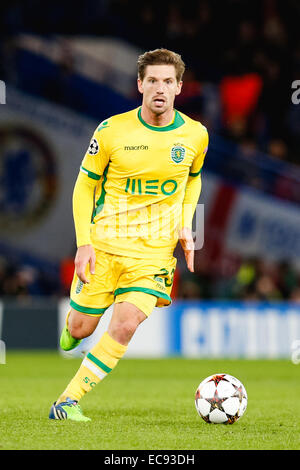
[166,301,300,359]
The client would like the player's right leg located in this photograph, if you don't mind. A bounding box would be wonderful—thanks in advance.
[59,250,115,352]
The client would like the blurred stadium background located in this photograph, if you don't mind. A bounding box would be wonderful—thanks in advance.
[0,0,300,360]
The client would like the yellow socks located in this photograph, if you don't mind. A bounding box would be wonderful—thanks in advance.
[57,332,127,403]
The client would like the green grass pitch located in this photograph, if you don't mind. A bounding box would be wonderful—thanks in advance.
[0,351,299,450]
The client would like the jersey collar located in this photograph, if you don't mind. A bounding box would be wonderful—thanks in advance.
[137,107,185,132]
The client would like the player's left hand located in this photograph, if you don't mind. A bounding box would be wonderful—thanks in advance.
[178,227,194,272]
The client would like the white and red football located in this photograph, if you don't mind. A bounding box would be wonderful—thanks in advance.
[195,373,247,424]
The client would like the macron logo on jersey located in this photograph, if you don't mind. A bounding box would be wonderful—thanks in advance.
[124,145,149,151]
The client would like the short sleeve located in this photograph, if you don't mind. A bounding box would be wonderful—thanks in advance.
[80,123,110,181]
[189,125,209,177]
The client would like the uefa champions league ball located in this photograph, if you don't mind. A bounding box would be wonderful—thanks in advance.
[195,373,247,424]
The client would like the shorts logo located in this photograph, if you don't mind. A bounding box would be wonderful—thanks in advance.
[154,273,167,291]
[76,280,84,294]
[88,138,99,155]
[154,267,175,288]
[171,144,185,163]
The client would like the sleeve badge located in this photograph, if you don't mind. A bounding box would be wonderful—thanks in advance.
[88,137,99,155]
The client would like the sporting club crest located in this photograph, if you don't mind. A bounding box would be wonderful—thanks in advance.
[171,144,185,163]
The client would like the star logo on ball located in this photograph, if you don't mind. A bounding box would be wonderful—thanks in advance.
[208,374,228,386]
[206,388,228,413]
[232,384,246,402]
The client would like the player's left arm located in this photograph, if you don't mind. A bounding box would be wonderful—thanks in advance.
[179,126,209,272]
[178,176,202,273]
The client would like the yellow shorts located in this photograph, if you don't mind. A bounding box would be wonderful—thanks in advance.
[70,249,177,317]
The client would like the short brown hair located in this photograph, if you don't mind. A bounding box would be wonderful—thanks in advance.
[137,48,185,83]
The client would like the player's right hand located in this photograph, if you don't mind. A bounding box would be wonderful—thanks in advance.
[74,244,96,284]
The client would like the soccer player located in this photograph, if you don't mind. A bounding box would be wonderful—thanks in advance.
[49,49,208,421]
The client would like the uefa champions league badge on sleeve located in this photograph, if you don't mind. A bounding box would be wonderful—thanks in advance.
[88,137,99,155]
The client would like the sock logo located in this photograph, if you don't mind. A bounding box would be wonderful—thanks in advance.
[83,376,96,388]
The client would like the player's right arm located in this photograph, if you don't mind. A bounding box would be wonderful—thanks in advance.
[72,125,110,283]
[72,173,97,284]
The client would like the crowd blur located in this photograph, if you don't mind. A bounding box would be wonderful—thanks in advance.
[118,0,300,168]
[0,255,60,299]
[1,0,299,167]
[175,256,300,302]
[0,252,299,303]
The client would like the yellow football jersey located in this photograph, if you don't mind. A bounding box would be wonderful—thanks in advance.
[79,107,208,259]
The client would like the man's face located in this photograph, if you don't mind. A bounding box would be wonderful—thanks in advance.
[137,64,182,116]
